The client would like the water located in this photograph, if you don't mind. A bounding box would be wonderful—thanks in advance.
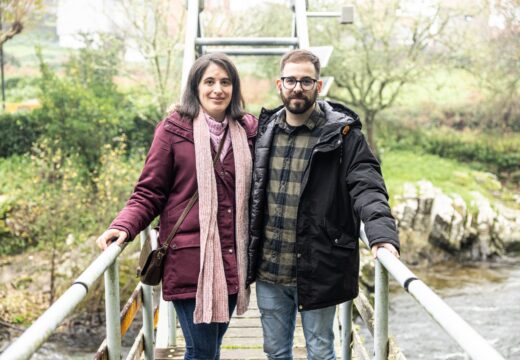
[385,259,520,359]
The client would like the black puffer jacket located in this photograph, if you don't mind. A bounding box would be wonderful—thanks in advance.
[247,100,399,311]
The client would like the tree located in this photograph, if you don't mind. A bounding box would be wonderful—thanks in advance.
[457,0,520,130]
[106,0,185,117]
[0,0,42,45]
[0,0,42,108]
[315,0,458,156]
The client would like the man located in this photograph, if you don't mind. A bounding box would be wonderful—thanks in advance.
[247,49,400,360]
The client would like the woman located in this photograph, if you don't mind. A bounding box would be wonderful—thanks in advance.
[96,53,257,359]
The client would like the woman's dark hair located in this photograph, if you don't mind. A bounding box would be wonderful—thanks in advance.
[176,53,245,121]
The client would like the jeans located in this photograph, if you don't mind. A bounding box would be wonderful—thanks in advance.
[172,294,237,360]
[256,280,336,360]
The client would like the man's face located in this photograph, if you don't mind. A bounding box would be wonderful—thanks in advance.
[277,61,323,115]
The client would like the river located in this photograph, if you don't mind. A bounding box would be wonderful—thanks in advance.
[383,258,520,359]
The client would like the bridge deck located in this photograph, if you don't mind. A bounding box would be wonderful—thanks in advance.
[155,284,344,360]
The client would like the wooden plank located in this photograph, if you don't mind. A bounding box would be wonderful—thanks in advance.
[93,339,108,360]
[125,330,144,360]
[352,327,371,360]
[155,347,180,359]
[389,336,407,360]
[353,292,375,336]
[353,292,407,360]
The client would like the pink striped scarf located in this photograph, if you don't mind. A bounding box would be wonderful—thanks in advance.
[193,109,252,324]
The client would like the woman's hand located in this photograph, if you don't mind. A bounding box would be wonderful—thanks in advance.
[96,229,127,250]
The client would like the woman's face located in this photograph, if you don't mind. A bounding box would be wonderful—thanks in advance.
[198,63,233,122]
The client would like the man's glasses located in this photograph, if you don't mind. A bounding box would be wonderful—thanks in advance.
[281,77,318,91]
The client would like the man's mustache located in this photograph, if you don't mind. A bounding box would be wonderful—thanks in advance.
[289,94,306,100]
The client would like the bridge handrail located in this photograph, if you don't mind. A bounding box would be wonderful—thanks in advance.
[359,223,506,360]
[0,242,127,360]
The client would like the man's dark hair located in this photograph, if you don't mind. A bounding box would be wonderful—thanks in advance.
[176,53,245,120]
[280,49,321,78]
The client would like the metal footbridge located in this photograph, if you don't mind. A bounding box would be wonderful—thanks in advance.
[0,1,508,359]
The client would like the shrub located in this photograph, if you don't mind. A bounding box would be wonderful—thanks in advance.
[378,116,520,181]
[0,112,42,157]
[0,139,144,255]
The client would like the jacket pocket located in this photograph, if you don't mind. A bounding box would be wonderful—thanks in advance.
[169,233,200,250]
[324,219,357,249]
[164,233,201,294]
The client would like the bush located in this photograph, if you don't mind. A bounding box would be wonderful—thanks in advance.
[36,40,136,173]
[424,129,520,175]
[0,113,42,157]
[0,139,143,256]
[4,76,40,102]
[378,116,520,181]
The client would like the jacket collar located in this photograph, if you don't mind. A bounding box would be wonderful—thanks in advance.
[259,100,361,136]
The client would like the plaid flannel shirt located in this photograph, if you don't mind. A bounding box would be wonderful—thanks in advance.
[256,106,326,285]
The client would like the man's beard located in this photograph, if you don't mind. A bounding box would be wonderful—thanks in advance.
[281,89,318,115]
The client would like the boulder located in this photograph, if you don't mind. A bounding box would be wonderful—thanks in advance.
[393,181,520,261]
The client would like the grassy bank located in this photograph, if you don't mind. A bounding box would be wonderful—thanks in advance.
[381,149,518,208]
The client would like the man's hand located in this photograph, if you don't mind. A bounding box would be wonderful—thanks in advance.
[371,243,399,259]
[96,229,127,250]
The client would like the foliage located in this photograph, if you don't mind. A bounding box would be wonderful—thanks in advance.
[0,41,157,159]
[0,155,36,254]
[0,112,41,157]
[4,76,40,101]
[36,36,135,173]
[0,0,43,46]
[108,0,185,115]
[0,139,143,256]
[453,0,520,131]
[123,100,160,151]
[314,0,462,156]
[2,141,88,252]
[0,132,145,309]
[378,117,520,184]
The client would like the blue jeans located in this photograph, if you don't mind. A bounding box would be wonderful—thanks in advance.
[173,295,237,360]
[256,280,337,360]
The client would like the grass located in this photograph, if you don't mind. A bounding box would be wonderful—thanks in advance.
[381,150,512,207]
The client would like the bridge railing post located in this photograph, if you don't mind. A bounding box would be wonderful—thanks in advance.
[374,258,389,360]
[104,258,122,360]
[340,300,353,360]
[168,302,177,347]
[141,228,155,359]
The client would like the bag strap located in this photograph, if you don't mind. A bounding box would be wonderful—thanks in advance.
[159,125,229,253]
